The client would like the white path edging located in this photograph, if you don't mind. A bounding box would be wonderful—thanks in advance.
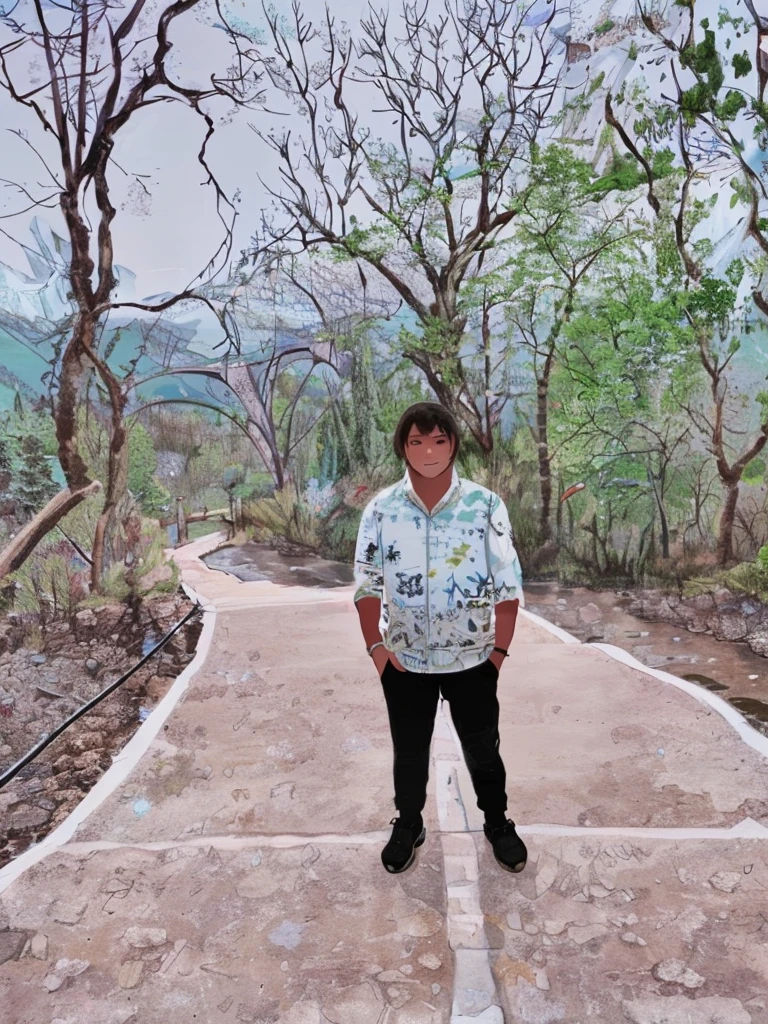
[0,581,218,894]
[519,608,768,759]
[434,704,509,1021]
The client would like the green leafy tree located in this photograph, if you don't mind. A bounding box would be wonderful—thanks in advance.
[503,143,644,544]
[556,262,699,569]
[0,431,12,495]
[602,3,768,564]
[127,424,171,518]
[13,435,59,518]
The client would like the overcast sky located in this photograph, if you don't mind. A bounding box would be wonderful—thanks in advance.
[0,0,758,315]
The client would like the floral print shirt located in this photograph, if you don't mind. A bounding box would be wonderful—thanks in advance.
[353,465,525,673]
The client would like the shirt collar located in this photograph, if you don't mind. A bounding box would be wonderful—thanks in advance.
[400,463,461,516]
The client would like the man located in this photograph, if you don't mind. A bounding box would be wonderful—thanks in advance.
[353,401,528,875]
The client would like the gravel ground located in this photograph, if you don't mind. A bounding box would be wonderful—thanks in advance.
[0,590,202,869]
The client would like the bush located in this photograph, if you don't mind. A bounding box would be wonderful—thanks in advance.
[3,535,90,623]
[242,486,322,550]
[682,547,768,602]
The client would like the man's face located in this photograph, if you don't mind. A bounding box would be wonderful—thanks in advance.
[405,424,455,478]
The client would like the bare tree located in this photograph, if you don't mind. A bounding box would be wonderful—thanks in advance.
[0,0,261,588]
[130,256,399,488]
[245,0,563,452]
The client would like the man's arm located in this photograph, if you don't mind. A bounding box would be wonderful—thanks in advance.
[485,492,525,670]
[353,500,391,674]
[355,596,383,649]
[493,599,520,654]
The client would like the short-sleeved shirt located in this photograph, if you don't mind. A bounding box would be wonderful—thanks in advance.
[353,465,524,673]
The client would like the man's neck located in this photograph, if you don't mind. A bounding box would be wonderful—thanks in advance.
[407,464,454,514]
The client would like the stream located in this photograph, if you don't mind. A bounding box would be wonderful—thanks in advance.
[203,543,768,733]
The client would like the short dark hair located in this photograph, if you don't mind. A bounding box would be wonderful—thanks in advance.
[393,402,461,464]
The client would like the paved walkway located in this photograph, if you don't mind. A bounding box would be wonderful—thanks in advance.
[2,531,768,1024]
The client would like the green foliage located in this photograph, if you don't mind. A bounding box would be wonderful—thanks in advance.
[127,423,170,517]
[131,523,181,596]
[3,533,89,621]
[742,458,765,486]
[731,52,752,79]
[13,433,58,516]
[243,486,322,549]
[678,27,724,125]
[683,275,738,325]
[594,19,615,35]
[222,463,246,493]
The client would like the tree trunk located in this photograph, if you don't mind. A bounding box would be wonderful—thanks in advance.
[55,316,96,489]
[716,482,740,566]
[90,399,129,591]
[536,378,552,543]
[0,482,102,580]
[647,466,670,559]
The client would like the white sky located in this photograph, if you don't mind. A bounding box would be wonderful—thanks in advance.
[0,0,759,312]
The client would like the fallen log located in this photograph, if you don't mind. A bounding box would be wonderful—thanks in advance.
[0,481,103,580]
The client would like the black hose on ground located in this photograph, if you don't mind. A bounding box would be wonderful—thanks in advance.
[0,601,205,791]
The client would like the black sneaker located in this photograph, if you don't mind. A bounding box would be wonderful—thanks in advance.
[381,815,426,874]
[483,818,527,873]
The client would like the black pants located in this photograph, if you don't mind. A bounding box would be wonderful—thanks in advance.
[379,657,507,820]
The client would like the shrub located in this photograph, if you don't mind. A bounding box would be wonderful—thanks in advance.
[242,487,322,549]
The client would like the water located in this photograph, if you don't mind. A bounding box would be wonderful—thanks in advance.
[202,541,354,588]
[525,581,768,735]
[142,631,160,657]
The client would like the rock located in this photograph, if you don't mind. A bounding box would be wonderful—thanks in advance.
[30,933,48,960]
[651,959,705,988]
[43,957,89,991]
[578,603,602,623]
[748,630,768,657]
[8,804,49,831]
[118,960,144,988]
[0,930,28,965]
[417,953,442,970]
[322,981,385,1024]
[29,654,46,665]
[620,932,647,946]
[51,754,76,774]
[709,871,740,893]
[68,732,106,754]
[543,920,566,935]
[84,658,101,676]
[567,923,607,944]
[711,611,747,642]
[401,907,442,937]
[124,926,167,948]
[75,610,96,625]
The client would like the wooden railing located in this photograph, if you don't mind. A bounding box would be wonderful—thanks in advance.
[159,496,243,546]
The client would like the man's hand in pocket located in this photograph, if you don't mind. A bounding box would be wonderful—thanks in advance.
[372,648,407,676]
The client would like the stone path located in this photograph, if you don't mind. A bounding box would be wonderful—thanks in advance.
[1,531,768,1023]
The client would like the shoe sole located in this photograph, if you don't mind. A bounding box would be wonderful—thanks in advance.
[485,831,527,873]
[383,827,426,873]
[494,854,527,873]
